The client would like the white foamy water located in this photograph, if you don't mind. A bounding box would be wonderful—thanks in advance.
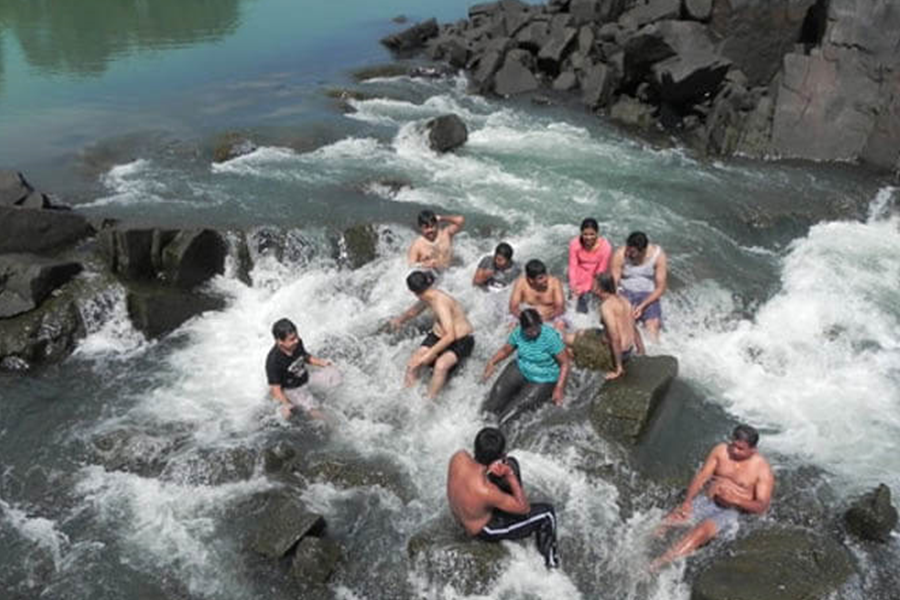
[666,187,900,494]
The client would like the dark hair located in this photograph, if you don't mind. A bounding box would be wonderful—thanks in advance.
[519,308,543,330]
[732,424,759,448]
[626,231,648,250]
[580,218,599,232]
[525,259,547,279]
[495,242,513,260]
[474,427,506,465]
[406,270,436,294]
[417,209,437,227]
[272,318,297,341]
[596,272,616,294]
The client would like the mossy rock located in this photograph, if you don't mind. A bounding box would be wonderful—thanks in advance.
[339,224,378,269]
[590,355,678,444]
[692,527,855,600]
[407,514,509,596]
[571,328,614,372]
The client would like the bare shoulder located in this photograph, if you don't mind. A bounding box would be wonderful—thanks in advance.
[550,276,564,290]
[753,454,774,478]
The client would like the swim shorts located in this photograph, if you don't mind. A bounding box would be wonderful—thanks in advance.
[690,495,740,540]
[421,332,475,360]
[621,289,662,324]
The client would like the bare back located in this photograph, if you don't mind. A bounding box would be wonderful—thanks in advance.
[427,289,473,339]
[600,294,638,351]
[447,451,497,535]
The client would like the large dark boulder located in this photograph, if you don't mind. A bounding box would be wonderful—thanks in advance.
[160,229,228,289]
[336,224,378,269]
[380,18,439,53]
[126,285,226,339]
[590,355,678,444]
[0,286,84,369]
[691,527,855,600]
[0,254,82,318]
[425,114,469,153]
[844,484,898,543]
[407,514,509,596]
[650,23,731,107]
[99,227,157,281]
[0,206,93,256]
[250,491,326,558]
[709,0,817,87]
[493,49,539,96]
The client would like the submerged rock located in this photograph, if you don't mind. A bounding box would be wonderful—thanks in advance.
[425,114,468,153]
[844,483,898,543]
[337,224,379,269]
[126,285,226,339]
[407,514,509,596]
[590,355,678,444]
[250,491,327,559]
[290,536,343,584]
[212,133,257,163]
[691,527,855,600]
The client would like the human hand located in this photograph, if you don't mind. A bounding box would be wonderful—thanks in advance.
[487,460,511,478]
[481,363,496,382]
[672,500,692,520]
[552,386,564,406]
[632,306,644,320]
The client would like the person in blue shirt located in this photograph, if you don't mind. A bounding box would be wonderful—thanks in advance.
[481,309,571,425]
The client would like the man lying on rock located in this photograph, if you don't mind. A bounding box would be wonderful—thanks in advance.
[266,318,341,420]
[651,424,774,570]
[447,427,560,568]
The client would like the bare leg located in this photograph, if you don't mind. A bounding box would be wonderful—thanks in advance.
[644,318,661,343]
[651,519,718,571]
[427,351,458,399]
[405,346,431,387]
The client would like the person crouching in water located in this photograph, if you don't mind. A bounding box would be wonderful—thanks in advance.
[481,308,571,425]
[447,427,560,568]
[389,270,475,399]
[266,318,341,420]
[594,273,644,380]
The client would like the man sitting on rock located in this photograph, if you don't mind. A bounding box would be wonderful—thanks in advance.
[447,427,560,568]
[472,242,521,291]
[652,424,774,570]
[266,318,341,420]
[407,209,465,271]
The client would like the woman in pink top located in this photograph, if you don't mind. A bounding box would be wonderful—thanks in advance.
[568,218,612,313]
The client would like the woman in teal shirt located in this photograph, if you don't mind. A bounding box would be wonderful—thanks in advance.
[482,309,571,425]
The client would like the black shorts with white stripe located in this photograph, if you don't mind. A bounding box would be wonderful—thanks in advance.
[476,503,560,568]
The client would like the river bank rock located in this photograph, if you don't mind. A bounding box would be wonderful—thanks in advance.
[844,483,898,543]
[590,355,678,444]
[408,514,509,595]
[425,114,469,152]
[0,255,83,318]
[380,18,439,53]
[691,527,855,600]
[0,206,94,256]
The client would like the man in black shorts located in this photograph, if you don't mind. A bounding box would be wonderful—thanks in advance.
[447,427,560,568]
[389,271,475,398]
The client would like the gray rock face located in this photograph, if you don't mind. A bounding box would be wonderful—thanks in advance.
[426,114,469,152]
[0,283,84,369]
[844,484,899,543]
[494,49,540,95]
[684,0,713,21]
[91,427,190,477]
[0,254,82,318]
[290,536,342,584]
[581,61,617,108]
[0,206,93,256]
[380,18,439,52]
[537,25,578,73]
[126,285,226,339]
[250,492,327,559]
[609,95,658,129]
[650,22,731,106]
[590,355,678,444]
[691,527,855,600]
[407,514,509,596]
[620,0,682,29]
[160,229,228,289]
[0,170,34,207]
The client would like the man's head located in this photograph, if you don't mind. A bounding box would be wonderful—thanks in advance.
[272,318,299,353]
[596,272,616,298]
[406,270,436,295]
[493,242,514,270]
[580,218,599,248]
[417,210,438,241]
[625,231,649,261]
[525,259,548,291]
[474,427,506,465]
[519,308,543,340]
[727,424,759,461]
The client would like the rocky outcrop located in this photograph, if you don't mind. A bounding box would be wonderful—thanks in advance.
[0,206,93,256]
[250,491,327,558]
[290,536,343,585]
[126,285,226,339]
[425,114,469,152]
[380,18,440,53]
[844,484,898,543]
[400,0,900,172]
[0,255,82,318]
[0,282,85,369]
[691,527,855,600]
[407,514,509,595]
[590,355,677,444]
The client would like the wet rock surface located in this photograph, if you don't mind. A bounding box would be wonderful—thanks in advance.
[425,114,469,152]
[844,483,898,543]
[0,255,83,318]
[691,527,855,600]
[249,490,327,559]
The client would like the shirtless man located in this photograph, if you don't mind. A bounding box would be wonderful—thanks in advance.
[509,259,567,331]
[651,424,774,570]
[390,270,475,398]
[610,231,668,342]
[407,210,465,271]
[596,273,644,380]
[447,427,560,568]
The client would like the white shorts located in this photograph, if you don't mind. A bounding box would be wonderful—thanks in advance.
[283,366,341,411]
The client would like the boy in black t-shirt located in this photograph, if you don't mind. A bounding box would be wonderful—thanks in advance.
[266,318,341,419]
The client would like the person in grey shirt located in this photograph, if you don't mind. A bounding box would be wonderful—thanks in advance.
[472,242,521,291]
